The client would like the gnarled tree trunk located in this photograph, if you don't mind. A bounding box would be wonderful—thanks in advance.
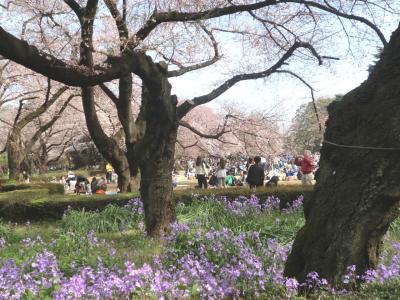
[136,76,178,236]
[284,25,400,286]
[7,134,24,181]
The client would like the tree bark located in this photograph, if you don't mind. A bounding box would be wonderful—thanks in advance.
[7,133,24,181]
[116,168,139,192]
[139,126,177,237]
[137,80,178,236]
[284,25,400,286]
[77,5,132,193]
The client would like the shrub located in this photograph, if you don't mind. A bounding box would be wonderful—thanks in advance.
[33,183,64,194]
[0,184,31,192]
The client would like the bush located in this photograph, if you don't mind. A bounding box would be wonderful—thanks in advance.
[0,192,138,222]
[0,185,312,222]
[33,183,64,194]
[0,184,31,192]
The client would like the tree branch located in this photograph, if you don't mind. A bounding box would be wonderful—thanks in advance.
[168,24,220,77]
[282,0,387,46]
[275,69,322,131]
[63,0,82,17]
[104,0,129,47]
[134,0,277,43]
[16,86,69,130]
[0,26,137,86]
[100,83,119,105]
[179,113,231,139]
[27,94,78,148]
[177,41,323,118]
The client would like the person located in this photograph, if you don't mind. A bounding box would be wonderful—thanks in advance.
[95,177,107,194]
[195,156,208,189]
[246,157,254,171]
[75,176,89,194]
[294,150,315,185]
[105,163,113,183]
[246,156,265,192]
[22,170,29,183]
[216,158,227,188]
[91,177,98,193]
[266,175,279,187]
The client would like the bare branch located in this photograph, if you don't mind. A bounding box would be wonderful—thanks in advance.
[177,41,323,118]
[100,83,119,105]
[134,1,277,43]
[28,94,78,147]
[282,0,387,46]
[16,86,69,130]
[179,119,230,139]
[63,0,82,17]
[168,24,220,77]
[103,0,129,47]
[275,69,322,132]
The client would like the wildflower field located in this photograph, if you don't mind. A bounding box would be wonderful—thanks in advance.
[1,194,400,299]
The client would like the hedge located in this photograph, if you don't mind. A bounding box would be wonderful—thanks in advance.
[0,183,64,194]
[0,185,313,222]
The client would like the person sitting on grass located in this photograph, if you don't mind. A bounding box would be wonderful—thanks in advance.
[94,177,107,194]
[246,156,265,193]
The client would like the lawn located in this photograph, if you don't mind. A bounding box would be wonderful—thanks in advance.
[0,193,400,299]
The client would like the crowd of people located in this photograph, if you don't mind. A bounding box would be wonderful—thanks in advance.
[51,168,117,195]
[181,150,319,191]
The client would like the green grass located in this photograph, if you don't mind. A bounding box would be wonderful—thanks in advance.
[177,199,304,244]
[60,205,140,234]
[0,196,400,298]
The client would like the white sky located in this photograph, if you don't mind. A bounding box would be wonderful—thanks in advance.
[170,18,399,127]
[170,56,371,124]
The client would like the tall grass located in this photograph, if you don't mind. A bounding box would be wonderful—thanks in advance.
[60,205,139,234]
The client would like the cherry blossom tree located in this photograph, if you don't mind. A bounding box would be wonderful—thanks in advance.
[0,3,399,282]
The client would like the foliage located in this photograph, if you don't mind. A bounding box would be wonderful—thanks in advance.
[287,97,339,153]
[60,202,143,234]
[0,195,399,298]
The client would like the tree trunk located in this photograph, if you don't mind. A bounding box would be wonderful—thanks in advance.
[116,168,139,192]
[138,80,178,237]
[139,128,177,237]
[284,26,400,286]
[7,137,24,181]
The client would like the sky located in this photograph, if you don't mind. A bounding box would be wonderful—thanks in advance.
[1,1,399,129]
[169,14,400,128]
[170,55,372,126]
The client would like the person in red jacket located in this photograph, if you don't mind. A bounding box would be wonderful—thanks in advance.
[294,150,315,185]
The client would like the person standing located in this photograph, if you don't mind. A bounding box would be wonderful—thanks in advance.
[246,156,265,192]
[195,156,208,189]
[294,150,315,185]
[105,163,113,184]
[216,158,227,188]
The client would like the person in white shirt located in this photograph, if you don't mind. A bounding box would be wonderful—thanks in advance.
[216,158,227,188]
[195,156,208,189]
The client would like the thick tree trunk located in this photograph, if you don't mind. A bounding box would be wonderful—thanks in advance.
[139,128,177,237]
[7,137,24,181]
[137,79,178,237]
[284,26,400,286]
